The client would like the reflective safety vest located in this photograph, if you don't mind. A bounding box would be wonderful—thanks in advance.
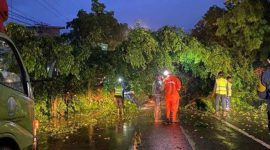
[215,78,227,95]
[257,81,266,93]
[115,86,123,96]
[227,82,232,97]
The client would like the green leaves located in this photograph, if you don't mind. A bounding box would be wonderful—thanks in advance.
[124,28,158,68]
[6,0,270,110]
[203,45,232,76]
[217,0,269,52]
[53,44,75,76]
[156,26,183,52]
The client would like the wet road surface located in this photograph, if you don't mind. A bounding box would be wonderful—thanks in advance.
[137,101,192,150]
[138,123,192,150]
[40,101,192,150]
[41,100,270,150]
[180,109,269,150]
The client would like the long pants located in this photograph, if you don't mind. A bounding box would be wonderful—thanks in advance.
[154,96,161,121]
[215,94,226,112]
[166,97,179,122]
[225,96,231,111]
[268,111,270,131]
[115,96,123,109]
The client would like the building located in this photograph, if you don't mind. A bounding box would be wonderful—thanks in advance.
[27,25,65,37]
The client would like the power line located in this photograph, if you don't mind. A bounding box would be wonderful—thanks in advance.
[36,0,67,23]
[8,6,49,26]
[9,16,33,26]
[10,0,67,26]
[36,0,62,18]
[10,10,40,25]
[10,7,46,24]
[54,0,62,8]
[44,0,66,18]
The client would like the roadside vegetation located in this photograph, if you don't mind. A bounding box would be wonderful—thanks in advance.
[4,0,270,141]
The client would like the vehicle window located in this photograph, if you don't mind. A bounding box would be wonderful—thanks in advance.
[0,38,24,93]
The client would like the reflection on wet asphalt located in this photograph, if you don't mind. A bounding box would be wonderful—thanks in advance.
[43,101,192,150]
[180,109,269,150]
[138,123,192,150]
[42,101,270,150]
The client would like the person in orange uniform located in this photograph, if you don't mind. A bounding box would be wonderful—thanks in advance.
[163,70,181,123]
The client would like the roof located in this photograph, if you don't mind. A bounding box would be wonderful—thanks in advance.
[27,25,65,29]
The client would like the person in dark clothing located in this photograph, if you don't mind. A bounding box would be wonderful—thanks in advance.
[258,53,270,132]
[115,80,124,116]
[268,111,270,132]
[152,74,163,122]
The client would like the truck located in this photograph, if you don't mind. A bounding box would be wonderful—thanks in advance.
[0,0,38,149]
[0,33,38,150]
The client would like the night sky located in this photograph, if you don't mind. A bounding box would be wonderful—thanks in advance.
[7,0,224,31]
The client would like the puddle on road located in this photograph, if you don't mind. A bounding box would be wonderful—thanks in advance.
[39,110,150,150]
[39,115,144,150]
[39,104,191,150]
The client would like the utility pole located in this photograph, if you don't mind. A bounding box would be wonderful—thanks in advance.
[0,0,8,33]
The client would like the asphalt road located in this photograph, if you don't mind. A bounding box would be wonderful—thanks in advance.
[180,109,269,150]
[42,100,270,150]
[137,101,192,150]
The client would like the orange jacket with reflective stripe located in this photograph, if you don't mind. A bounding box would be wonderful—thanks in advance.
[163,75,181,100]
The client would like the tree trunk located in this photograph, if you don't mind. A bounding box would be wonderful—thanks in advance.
[51,97,58,118]
[87,80,92,102]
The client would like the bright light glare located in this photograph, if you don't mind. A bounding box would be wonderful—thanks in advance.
[118,78,123,82]
[163,70,169,76]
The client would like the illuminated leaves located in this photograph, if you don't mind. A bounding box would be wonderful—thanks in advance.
[216,0,270,52]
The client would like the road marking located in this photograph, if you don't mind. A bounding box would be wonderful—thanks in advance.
[180,125,196,150]
[213,115,270,149]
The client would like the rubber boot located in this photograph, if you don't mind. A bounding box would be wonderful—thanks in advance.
[172,112,178,123]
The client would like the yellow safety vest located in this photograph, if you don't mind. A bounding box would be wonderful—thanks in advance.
[257,81,266,92]
[115,86,123,96]
[215,78,227,95]
[227,82,232,97]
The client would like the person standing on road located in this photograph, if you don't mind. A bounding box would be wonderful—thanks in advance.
[225,76,232,112]
[212,71,228,117]
[152,73,164,123]
[257,53,270,132]
[114,78,124,116]
[163,70,181,123]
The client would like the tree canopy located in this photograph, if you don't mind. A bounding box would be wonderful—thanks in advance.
[6,0,270,104]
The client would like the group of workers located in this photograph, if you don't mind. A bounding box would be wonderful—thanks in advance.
[206,53,270,132]
[114,70,182,124]
[152,70,181,123]
[114,53,270,131]
[212,71,232,117]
